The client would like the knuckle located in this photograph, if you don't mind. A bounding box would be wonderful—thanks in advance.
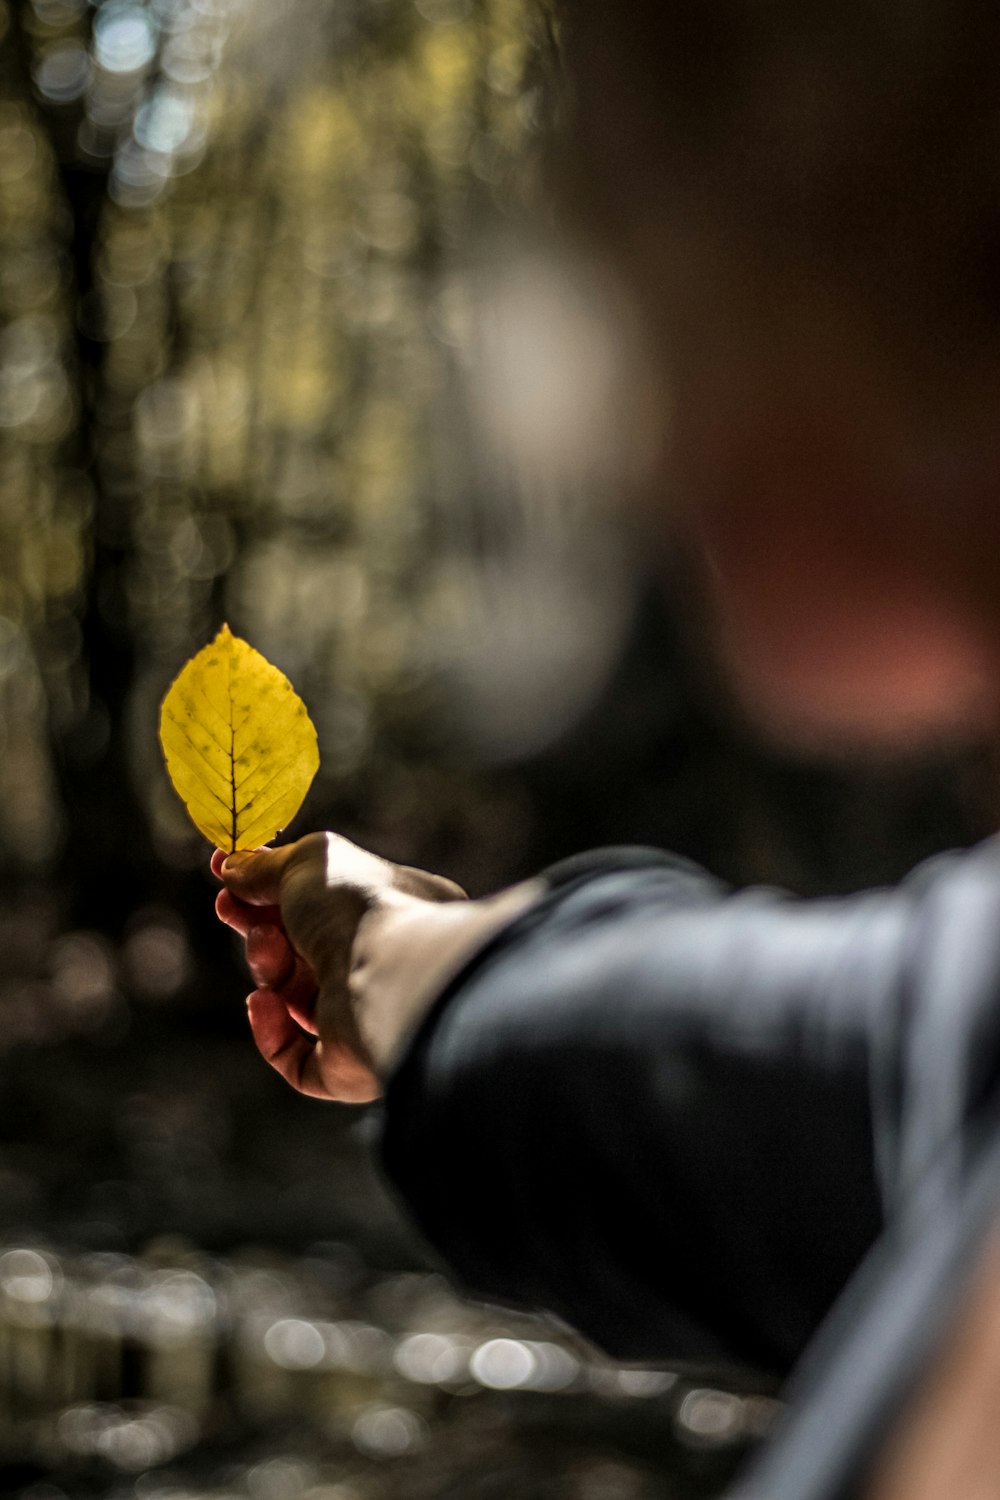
[285,830,328,868]
[280,831,329,890]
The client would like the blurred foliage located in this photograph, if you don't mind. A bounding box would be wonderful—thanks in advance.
[1,0,984,916]
[0,0,560,900]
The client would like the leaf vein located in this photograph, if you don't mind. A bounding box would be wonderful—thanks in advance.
[162,723,235,811]
[189,681,234,751]
[233,703,271,755]
[226,649,237,851]
[181,793,232,844]
[238,787,302,847]
[235,750,304,817]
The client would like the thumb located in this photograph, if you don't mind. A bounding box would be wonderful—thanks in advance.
[220,845,295,906]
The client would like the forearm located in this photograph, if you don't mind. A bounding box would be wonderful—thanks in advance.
[379,851,910,1371]
[378,836,1000,1378]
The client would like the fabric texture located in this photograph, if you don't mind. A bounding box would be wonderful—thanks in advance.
[379,837,1000,1481]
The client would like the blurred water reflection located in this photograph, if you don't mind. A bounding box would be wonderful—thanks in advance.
[0,1233,779,1496]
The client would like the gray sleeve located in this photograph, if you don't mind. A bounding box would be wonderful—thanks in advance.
[380,839,1000,1377]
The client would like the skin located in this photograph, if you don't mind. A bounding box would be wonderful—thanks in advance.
[212,837,539,1103]
[864,1237,1000,1500]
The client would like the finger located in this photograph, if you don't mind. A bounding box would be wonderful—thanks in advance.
[221,845,297,906]
[246,989,325,1096]
[246,990,381,1103]
[210,849,228,880]
[246,924,296,989]
[305,1040,382,1105]
[272,952,320,1035]
[215,887,283,937]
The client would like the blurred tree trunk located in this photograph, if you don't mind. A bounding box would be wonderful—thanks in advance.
[8,0,156,927]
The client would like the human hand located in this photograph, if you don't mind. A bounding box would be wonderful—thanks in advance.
[212,832,466,1104]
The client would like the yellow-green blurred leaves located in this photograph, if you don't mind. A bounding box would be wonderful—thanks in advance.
[159,625,319,851]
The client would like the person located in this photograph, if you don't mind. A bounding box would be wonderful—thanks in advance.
[215,3,1000,1495]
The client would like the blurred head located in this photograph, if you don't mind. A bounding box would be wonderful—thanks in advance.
[558,0,1000,747]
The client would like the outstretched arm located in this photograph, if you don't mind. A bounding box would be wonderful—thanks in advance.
[214,832,1000,1377]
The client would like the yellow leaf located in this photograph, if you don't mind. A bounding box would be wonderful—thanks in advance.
[158,624,320,852]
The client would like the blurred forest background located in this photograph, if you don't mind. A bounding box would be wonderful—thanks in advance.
[0,0,994,1494]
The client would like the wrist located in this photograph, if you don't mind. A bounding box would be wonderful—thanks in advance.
[349,880,544,1076]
